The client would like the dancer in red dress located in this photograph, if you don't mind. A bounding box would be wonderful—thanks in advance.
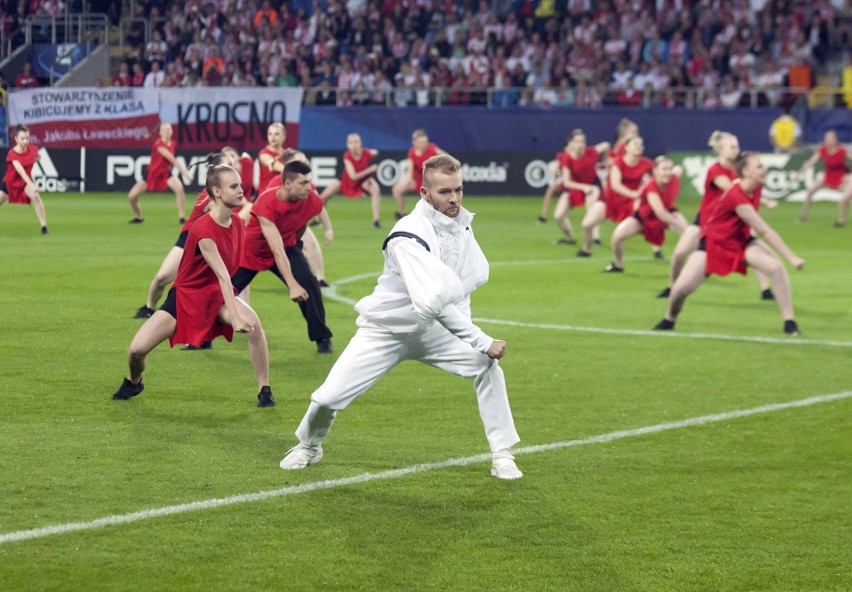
[257,122,287,194]
[320,133,382,227]
[793,129,852,226]
[0,124,48,234]
[391,129,442,218]
[112,164,276,407]
[127,122,191,224]
[654,152,804,336]
[551,130,609,246]
[607,156,689,271]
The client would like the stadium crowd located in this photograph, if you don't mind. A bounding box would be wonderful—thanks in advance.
[4,0,851,108]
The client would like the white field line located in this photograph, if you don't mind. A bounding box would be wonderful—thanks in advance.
[322,260,852,348]
[1,391,849,546]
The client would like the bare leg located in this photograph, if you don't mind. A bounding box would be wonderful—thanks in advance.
[584,187,602,241]
[580,200,606,253]
[665,251,708,322]
[364,178,382,224]
[669,224,700,287]
[800,173,824,222]
[25,185,47,229]
[127,311,177,382]
[0,190,8,206]
[837,177,852,226]
[611,217,642,268]
[219,298,270,389]
[745,242,795,320]
[320,180,341,203]
[301,229,325,282]
[167,176,186,220]
[127,180,147,219]
[146,246,183,309]
[553,194,574,241]
[391,178,413,217]
[540,182,558,221]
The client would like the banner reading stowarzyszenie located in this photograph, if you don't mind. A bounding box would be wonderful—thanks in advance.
[158,87,303,151]
[7,87,160,148]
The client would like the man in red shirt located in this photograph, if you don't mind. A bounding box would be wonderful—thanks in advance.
[231,160,334,353]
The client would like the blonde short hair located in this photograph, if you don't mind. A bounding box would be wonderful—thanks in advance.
[422,154,461,187]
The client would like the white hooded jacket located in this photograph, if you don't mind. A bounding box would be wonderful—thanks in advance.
[354,198,494,353]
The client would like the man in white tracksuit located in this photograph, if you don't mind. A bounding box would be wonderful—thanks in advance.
[280,154,523,479]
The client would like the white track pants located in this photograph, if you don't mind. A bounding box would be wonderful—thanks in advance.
[294,322,521,453]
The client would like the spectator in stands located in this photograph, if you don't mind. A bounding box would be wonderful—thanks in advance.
[15,62,39,88]
[719,75,743,108]
[146,30,169,64]
[143,60,165,88]
[112,62,131,87]
[131,62,145,87]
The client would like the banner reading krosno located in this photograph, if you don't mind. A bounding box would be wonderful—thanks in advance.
[7,87,160,148]
[158,87,303,151]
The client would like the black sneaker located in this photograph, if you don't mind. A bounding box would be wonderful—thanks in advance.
[179,217,186,225]
[835,221,846,228]
[653,251,665,260]
[309,219,320,227]
[133,306,155,319]
[657,287,671,298]
[112,378,144,400]
[317,339,333,354]
[181,341,212,350]
[604,263,623,273]
[761,289,775,301]
[373,220,381,229]
[784,320,800,336]
[555,238,577,245]
[318,279,330,288]
[395,212,405,220]
[129,217,144,224]
[593,239,602,247]
[653,319,675,331]
[576,249,592,257]
[41,226,49,235]
[257,385,276,408]
[536,216,546,224]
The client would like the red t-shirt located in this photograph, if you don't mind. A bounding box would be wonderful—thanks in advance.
[170,212,245,347]
[702,182,762,276]
[241,180,324,270]
[4,145,39,202]
[605,155,652,222]
[257,147,282,194]
[560,147,600,185]
[638,175,681,221]
[819,145,849,188]
[408,142,439,190]
[340,149,375,197]
[698,162,737,222]
[149,138,174,178]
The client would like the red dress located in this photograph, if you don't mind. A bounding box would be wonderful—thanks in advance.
[257,147,283,194]
[606,156,653,222]
[697,162,737,225]
[559,147,600,207]
[408,142,439,191]
[146,138,174,192]
[819,145,849,189]
[3,145,38,204]
[169,213,245,347]
[702,183,762,277]
[636,176,681,247]
[340,149,375,198]
[240,179,324,271]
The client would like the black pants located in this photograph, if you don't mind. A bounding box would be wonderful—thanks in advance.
[231,245,332,343]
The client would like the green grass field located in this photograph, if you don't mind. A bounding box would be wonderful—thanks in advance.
[1,192,849,591]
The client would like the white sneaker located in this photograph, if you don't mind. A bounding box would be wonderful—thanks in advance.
[491,450,523,480]
[279,444,323,470]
